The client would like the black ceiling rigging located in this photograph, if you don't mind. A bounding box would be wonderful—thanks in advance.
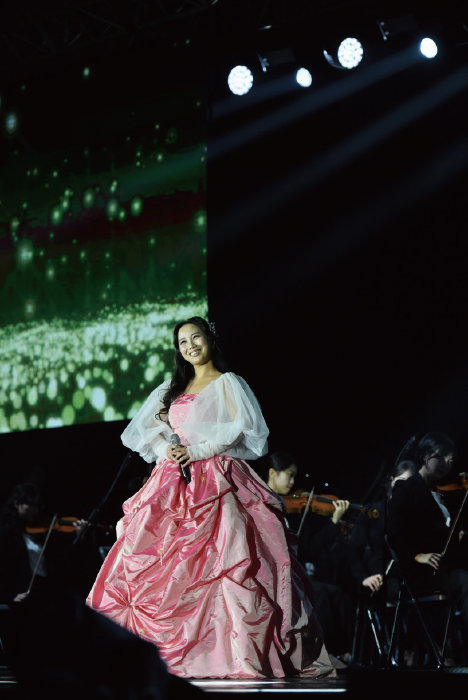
[0,0,466,88]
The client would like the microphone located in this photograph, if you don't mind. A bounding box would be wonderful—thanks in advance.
[170,433,191,484]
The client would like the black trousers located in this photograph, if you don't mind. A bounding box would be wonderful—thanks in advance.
[309,578,355,656]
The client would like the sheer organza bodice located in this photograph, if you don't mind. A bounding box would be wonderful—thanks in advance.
[168,393,196,445]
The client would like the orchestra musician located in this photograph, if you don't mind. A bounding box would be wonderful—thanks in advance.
[0,482,194,700]
[345,460,416,665]
[386,432,468,651]
[265,451,356,663]
[348,459,417,598]
[0,482,54,605]
[0,481,89,607]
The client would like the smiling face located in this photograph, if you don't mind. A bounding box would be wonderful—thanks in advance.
[178,323,212,367]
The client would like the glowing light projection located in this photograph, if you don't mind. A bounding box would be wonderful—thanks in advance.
[0,68,207,433]
[337,38,364,69]
[227,65,254,95]
[5,112,19,134]
[419,37,438,59]
[0,301,206,431]
[296,68,312,88]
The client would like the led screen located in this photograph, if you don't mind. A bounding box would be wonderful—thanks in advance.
[0,64,207,433]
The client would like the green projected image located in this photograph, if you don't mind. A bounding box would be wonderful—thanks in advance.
[0,62,207,433]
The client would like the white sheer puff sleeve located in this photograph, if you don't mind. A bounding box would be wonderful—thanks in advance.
[120,379,173,464]
[182,372,269,462]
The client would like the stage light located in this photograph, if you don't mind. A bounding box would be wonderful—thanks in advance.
[296,67,312,87]
[227,65,254,95]
[323,37,364,70]
[337,38,364,69]
[5,112,18,134]
[419,37,438,59]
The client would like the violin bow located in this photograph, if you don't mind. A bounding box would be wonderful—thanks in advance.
[26,513,58,595]
[441,489,468,559]
[296,487,315,538]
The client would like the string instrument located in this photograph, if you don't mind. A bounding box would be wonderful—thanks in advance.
[438,473,468,560]
[25,516,114,537]
[284,490,380,519]
[23,514,114,598]
[436,472,468,524]
[436,472,468,497]
[26,514,58,595]
[26,516,85,535]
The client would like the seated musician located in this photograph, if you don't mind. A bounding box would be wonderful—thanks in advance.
[264,450,355,663]
[0,482,48,605]
[0,482,88,606]
[0,485,188,700]
[348,460,417,598]
[386,432,468,650]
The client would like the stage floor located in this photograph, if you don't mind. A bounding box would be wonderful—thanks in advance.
[192,675,347,695]
[2,663,468,698]
[191,666,468,698]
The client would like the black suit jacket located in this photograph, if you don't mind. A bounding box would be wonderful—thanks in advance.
[0,522,84,604]
[386,472,466,590]
[0,524,34,604]
[347,498,388,590]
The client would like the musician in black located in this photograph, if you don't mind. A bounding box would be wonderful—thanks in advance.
[264,451,355,662]
[386,432,468,648]
[348,460,417,597]
[0,482,195,700]
[0,482,48,605]
[0,482,90,605]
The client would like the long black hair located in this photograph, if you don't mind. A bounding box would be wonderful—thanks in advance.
[264,451,296,474]
[0,482,43,527]
[261,451,297,484]
[158,316,229,417]
[395,432,456,468]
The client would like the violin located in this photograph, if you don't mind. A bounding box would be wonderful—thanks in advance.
[436,472,468,530]
[436,472,468,494]
[25,516,114,536]
[25,516,85,535]
[283,490,380,518]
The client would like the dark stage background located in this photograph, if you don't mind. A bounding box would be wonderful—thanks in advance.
[207,3,468,503]
[1,1,468,541]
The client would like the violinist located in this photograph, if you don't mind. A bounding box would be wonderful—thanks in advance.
[348,460,417,597]
[0,482,88,607]
[265,451,355,663]
[344,461,418,664]
[386,432,468,648]
[266,455,298,521]
[0,482,48,606]
[0,484,186,700]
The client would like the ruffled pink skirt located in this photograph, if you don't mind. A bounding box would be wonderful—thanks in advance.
[87,455,334,678]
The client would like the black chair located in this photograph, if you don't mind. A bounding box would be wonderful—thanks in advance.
[0,604,10,661]
[384,536,464,669]
[350,591,392,668]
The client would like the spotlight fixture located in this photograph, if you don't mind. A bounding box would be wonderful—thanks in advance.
[323,37,364,70]
[337,38,364,68]
[295,67,312,87]
[419,37,438,58]
[227,65,254,95]
[377,15,440,60]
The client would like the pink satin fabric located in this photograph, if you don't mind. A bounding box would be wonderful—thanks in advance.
[87,394,334,678]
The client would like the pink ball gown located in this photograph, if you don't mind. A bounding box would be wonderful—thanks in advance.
[87,384,334,679]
